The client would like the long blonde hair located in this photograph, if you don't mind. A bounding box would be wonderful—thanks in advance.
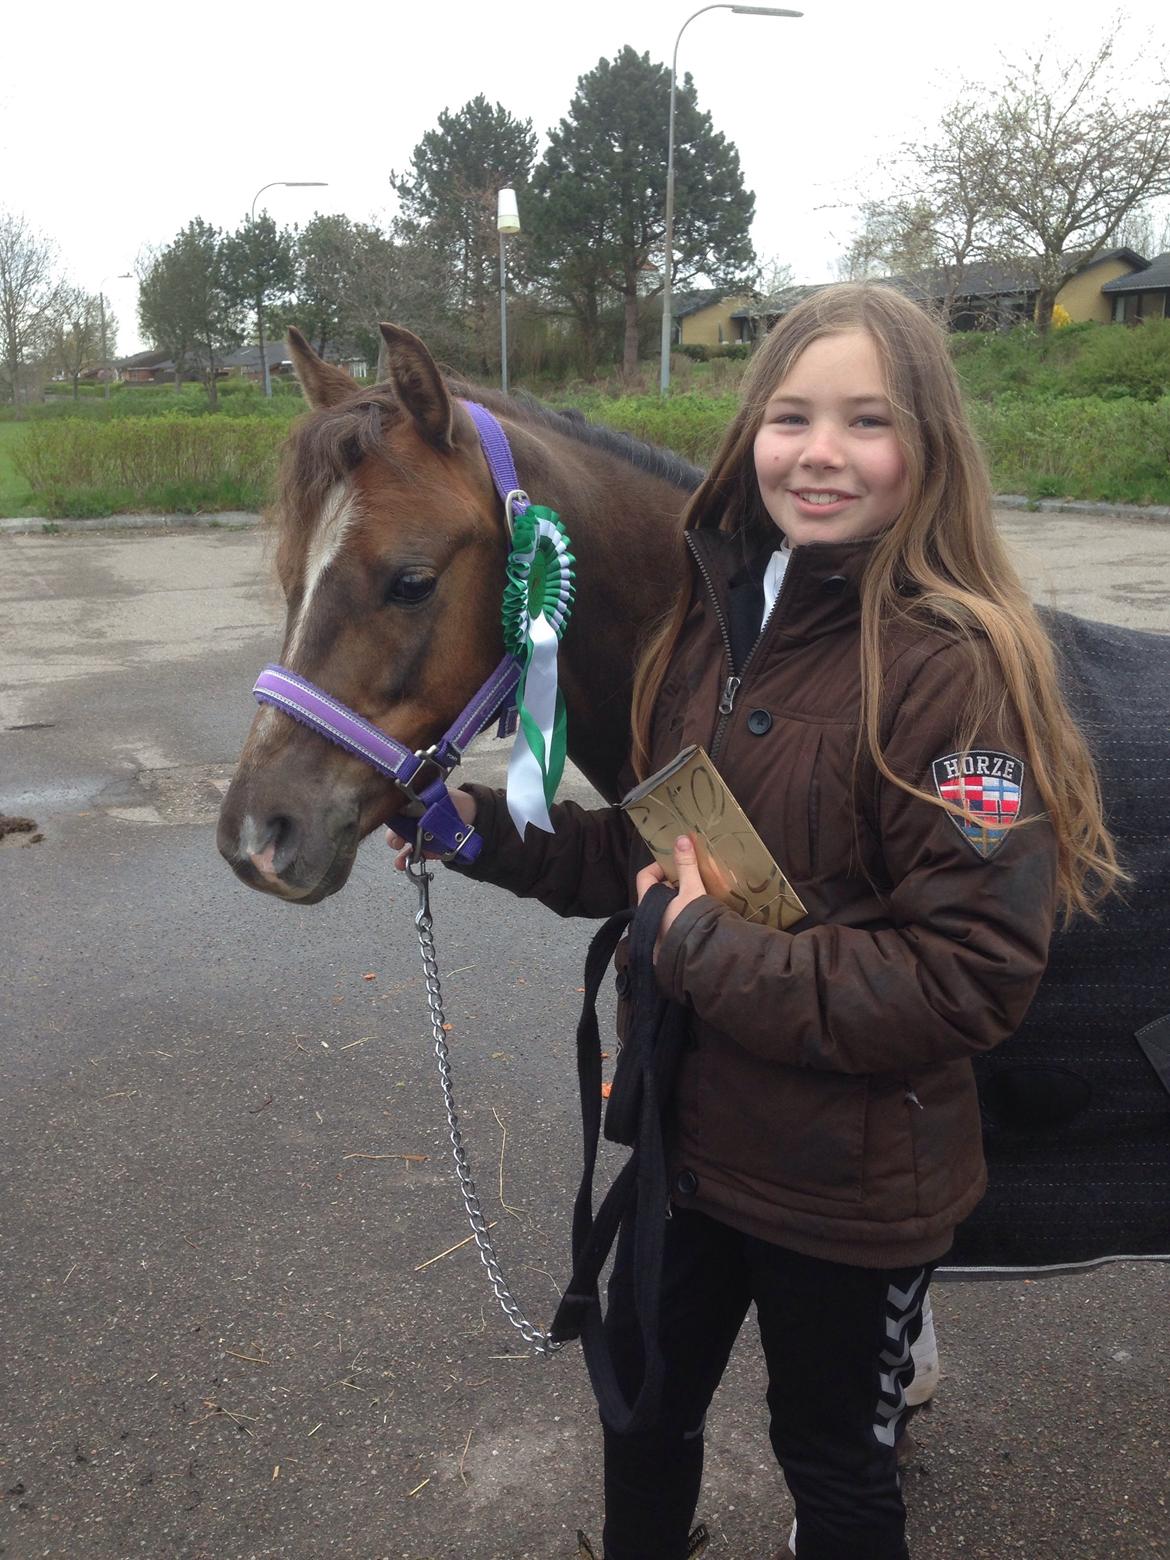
[631,283,1123,920]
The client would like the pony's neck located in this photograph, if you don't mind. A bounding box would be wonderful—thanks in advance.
[497,406,692,801]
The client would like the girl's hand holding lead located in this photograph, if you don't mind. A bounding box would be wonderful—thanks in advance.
[385,787,478,871]
[635,835,708,961]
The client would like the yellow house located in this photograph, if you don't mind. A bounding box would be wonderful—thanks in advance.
[1100,252,1170,322]
[1055,251,1152,323]
[751,251,1161,333]
[672,291,756,348]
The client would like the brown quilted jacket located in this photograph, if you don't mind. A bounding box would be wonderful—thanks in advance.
[459,530,1058,1268]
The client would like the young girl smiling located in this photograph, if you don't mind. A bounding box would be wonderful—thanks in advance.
[390,283,1120,1559]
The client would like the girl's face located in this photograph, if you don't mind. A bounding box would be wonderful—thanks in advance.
[753,329,910,547]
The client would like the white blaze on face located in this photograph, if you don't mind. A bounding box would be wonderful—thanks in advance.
[250,481,357,756]
[286,481,358,663]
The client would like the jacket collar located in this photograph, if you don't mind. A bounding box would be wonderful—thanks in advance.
[686,527,878,646]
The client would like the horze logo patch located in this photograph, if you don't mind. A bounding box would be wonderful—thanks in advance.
[931,750,1024,858]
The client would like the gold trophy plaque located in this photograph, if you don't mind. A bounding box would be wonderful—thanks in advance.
[621,744,807,930]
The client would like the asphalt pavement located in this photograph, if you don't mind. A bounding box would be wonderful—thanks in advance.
[1,513,1168,1560]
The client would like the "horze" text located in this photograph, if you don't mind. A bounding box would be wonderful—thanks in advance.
[939,752,1021,783]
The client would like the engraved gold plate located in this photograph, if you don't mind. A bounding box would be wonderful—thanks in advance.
[621,744,807,929]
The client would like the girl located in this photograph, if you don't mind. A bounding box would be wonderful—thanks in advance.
[388,284,1121,1559]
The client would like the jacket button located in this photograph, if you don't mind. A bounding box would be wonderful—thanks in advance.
[822,573,848,595]
[675,1169,699,1197]
[747,708,772,736]
[614,969,631,997]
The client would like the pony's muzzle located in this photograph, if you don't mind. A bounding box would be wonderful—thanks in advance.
[217,783,362,903]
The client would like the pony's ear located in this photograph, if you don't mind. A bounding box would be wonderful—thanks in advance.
[378,323,453,451]
[287,327,359,409]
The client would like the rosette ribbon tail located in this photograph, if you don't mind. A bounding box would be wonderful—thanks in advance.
[502,504,575,839]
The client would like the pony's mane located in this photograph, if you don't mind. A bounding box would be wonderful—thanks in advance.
[455,383,703,495]
[275,380,701,549]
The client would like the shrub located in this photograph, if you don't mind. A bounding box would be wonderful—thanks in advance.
[43,383,108,398]
[1067,318,1170,402]
[560,385,1170,504]
[678,344,709,362]
[558,390,739,464]
[949,319,1170,404]
[13,413,291,516]
[970,393,1170,504]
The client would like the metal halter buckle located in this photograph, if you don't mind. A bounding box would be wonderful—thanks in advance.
[502,488,530,539]
[397,745,451,808]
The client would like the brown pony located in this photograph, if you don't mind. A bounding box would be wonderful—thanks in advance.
[216,325,694,903]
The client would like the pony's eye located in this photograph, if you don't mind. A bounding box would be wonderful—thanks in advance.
[386,569,437,606]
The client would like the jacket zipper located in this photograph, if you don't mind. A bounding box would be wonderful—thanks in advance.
[685,532,794,761]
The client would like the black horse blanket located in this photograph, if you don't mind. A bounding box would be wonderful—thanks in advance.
[949,610,1170,1272]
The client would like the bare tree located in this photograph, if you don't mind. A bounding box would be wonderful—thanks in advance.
[47,286,105,399]
[984,38,1170,331]
[754,254,795,298]
[841,35,1170,332]
[1114,201,1170,257]
[839,197,941,282]
[839,97,1006,321]
[0,211,61,412]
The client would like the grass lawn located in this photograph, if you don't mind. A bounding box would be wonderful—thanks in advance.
[0,423,37,517]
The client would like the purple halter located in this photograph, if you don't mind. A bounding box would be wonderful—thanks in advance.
[251,401,532,865]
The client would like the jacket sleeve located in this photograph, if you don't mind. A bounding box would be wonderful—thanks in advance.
[446,782,636,919]
[654,641,1059,1072]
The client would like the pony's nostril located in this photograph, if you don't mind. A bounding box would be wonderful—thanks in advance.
[238,811,299,878]
[265,813,297,874]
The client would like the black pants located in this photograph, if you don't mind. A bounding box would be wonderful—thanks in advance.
[601,1207,931,1560]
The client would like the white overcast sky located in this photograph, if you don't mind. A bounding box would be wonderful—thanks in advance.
[3,0,1167,354]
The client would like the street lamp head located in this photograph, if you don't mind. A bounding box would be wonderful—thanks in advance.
[659,2,802,395]
[250,181,329,221]
[497,188,521,235]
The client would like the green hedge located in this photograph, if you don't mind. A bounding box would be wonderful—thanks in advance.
[11,374,1170,519]
[43,383,109,398]
[1,385,301,423]
[559,390,739,464]
[559,385,1170,506]
[970,394,1170,504]
[13,413,291,516]
[951,319,1170,403]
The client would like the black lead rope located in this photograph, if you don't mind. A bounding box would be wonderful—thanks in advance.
[551,882,690,1435]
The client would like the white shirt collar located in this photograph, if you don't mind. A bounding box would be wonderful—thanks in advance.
[760,543,792,631]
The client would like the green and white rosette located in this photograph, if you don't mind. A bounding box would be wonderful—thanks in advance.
[502,503,575,837]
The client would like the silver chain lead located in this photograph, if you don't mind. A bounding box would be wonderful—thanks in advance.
[406,850,560,1356]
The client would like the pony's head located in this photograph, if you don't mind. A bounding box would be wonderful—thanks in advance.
[216,325,508,903]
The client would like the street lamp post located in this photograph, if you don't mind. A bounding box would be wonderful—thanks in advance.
[497,189,521,394]
[658,4,802,395]
[249,180,328,396]
[99,274,132,399]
